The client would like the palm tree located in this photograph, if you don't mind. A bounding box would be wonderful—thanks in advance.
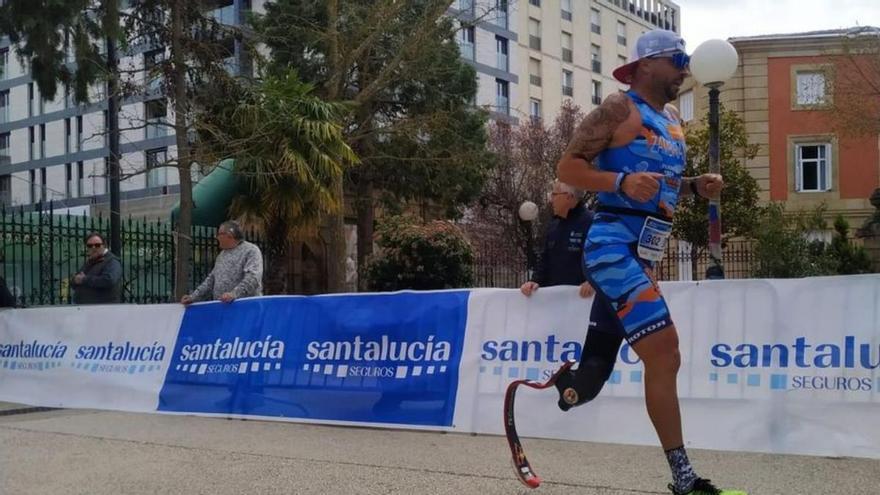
[198,70,358,293]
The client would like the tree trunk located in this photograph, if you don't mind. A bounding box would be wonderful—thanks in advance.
[323,0,345,293]
[264,220,289,294]
[171,0,192,299]
[355,178,374,289]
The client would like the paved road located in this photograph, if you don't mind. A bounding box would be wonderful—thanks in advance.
[1,403,877,494]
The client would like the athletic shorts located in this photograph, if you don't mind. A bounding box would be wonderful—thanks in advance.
[582,240,672,345]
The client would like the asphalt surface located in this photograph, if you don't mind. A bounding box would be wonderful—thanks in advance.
[0,403,877,494]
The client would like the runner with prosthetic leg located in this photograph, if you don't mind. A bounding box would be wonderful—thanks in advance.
[552,30,747,495]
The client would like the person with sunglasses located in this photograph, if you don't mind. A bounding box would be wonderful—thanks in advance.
[552,30,742,495]
[70,232,123,305]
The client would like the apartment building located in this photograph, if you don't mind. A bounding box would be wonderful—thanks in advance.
[452,0,681,124]
[0,0,256,215]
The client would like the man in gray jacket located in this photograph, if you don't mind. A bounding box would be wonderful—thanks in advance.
[181,220,263,305]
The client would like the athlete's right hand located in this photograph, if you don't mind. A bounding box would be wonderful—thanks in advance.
[180,295,193,305]
[520,281,539,297]
[621,172,664,202]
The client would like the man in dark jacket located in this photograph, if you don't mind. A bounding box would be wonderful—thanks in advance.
[520,180,595,298]
[70,232,123,304]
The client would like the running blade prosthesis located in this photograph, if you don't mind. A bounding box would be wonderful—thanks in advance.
[503,360,576,489]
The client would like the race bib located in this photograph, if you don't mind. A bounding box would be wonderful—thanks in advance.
[637,216,673,262]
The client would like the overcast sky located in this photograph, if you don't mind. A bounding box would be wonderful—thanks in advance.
[674,0,880,48]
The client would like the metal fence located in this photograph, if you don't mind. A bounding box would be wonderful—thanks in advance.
[0,202,263,307]
[472,238,758,289]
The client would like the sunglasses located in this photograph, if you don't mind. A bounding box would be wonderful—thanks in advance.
[649,51,690,70]
[86,243,103,248]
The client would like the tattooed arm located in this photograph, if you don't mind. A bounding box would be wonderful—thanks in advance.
[557,92,634,193]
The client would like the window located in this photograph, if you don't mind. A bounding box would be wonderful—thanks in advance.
[796,71,826,105]
[39,123,46,159]
[561,32,573,63]
[528,18,541,50]
[29,126,35,160]
[679,90,694,122]
[561,0,572,21]
[496,36,509,71]
[494,0,508,28]
[28,83,35,117]
[76,116,83,152]
[77,161,84,197]
[146,99,168,139]
[459,0,474,13]
[591,9,601,34]
[459,25,475,61]
[591,44,601,73]
[0,174,10,207]
[617,21,627,45]
[530,98,542,123]
[65,118,72,154]
[144,48,165,93]
[529,0,541,6]
[146,148,169,187]
[591,80,602,105]
[0,90,8,124]
[529,58,541,86]
[495,79,509,115]
[796,143,831,192]
[562,69,573,97]
[0,48,7,80]
[0,132,9,157]
[65,163,75,198]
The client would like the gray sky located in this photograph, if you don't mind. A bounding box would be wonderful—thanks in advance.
[674,0,880,48]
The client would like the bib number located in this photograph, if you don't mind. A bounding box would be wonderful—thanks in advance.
[637,217,672,262]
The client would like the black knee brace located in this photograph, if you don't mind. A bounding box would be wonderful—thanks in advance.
[555,327,623,411]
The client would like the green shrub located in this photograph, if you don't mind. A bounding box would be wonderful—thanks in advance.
[364,216,474,291]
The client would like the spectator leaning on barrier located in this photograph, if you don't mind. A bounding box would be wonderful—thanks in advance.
[70,232,123,305]
[181,220,263,305]
[520,179,596,299]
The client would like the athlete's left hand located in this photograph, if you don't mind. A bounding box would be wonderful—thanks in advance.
[578,282,595,298]
[220,292,236,303]
[696,173,723,200]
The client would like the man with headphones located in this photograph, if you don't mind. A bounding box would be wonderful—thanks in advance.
[181,220,263,305]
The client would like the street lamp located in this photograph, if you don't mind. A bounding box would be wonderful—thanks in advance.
[690,39,739,280]
[518,200,539,278]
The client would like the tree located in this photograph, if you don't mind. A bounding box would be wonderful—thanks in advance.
[752,203,836,278]
[121,0,248,298]
[255,0,494,291]
[673,106,762,278]
[828,215,873,275]
[827,27,880,137]
[471,101,587,264]
[196,71,358,293]
[364,215,474,291]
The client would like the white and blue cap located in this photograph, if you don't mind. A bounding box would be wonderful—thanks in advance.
[613,29,687,84]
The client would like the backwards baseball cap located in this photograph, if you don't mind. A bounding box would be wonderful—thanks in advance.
[612,29,687,84]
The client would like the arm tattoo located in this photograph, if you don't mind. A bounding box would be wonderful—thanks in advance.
[564,94,632,163]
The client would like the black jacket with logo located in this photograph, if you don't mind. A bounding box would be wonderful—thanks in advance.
[71,251,123,304]
[530,203,594,287]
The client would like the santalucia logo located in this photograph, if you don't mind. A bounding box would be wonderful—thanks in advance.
[711,336,880,369]
[72,341,167,374]
[176,335,285,375]
[0,340,68,372]
[304,335,452,379]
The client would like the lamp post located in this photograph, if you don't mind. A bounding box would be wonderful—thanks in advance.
[518,200,539,279]
[690,39,739,280]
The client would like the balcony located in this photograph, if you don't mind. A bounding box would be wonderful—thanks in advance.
[592,95,602,105]
[591,23,601,34]
[496,96,510,116]
[562,85,573,97]
[530,74,542,86]
[459,41,475,61]
[146,119,168,139]
[561,10,572,21]
[592,60,602,73]
[562,48,573,63]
